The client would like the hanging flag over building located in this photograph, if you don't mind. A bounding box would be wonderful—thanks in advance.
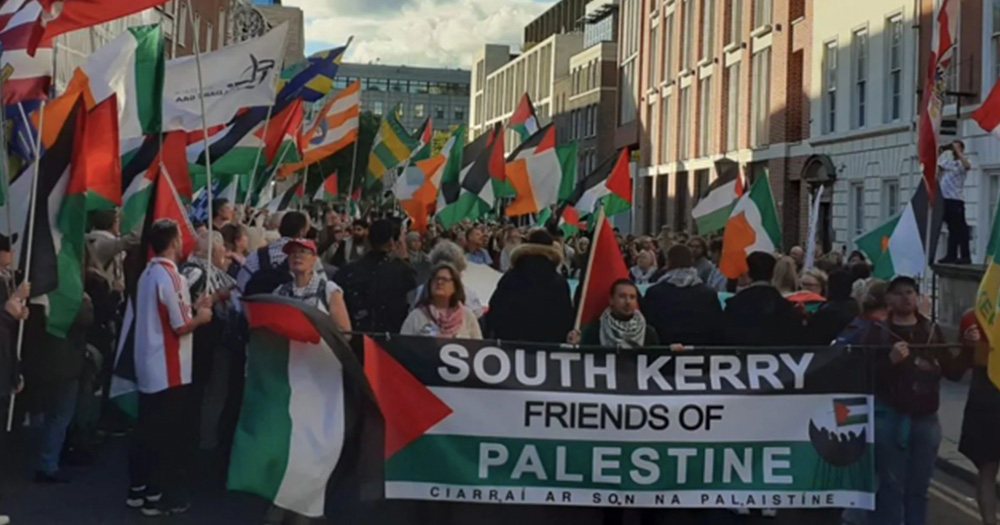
[719,172,782,279]
[280,80,360,178]
[0,0,52,105]
[38,24,164,147]
[917,0,959,202]
[277,45,348,103]
[504,125,575,217]
[162,22,289,132]
[509,93,539,141]
[366,107,419,186]
[692,159,744,235]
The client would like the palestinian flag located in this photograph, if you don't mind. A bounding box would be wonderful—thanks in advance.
[504,125,575,217]
[857,183,943,280]
[558,205,583,237]
[603,148,632,217]
[437,124,503,229]
[189,99,304,178]
[23,100,85,338]
[719,171,782,279]
[833,397,869,427]
[314,172,338,201]
[78,95,121,211]
[230,296,376,518]
[413,125,462,213]
[349,187,362,219]
[120,131,189,233]
[692,158,744,234]
[509,93,539,141]
[574,208,629,331]
[39,24,164,147]
[266,177,304,213]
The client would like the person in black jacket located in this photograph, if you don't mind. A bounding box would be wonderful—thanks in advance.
[723,251,803,346]
[334,219,417,334]
[487,230,574,343]
[643,244,723,347]
[807,269,860,345]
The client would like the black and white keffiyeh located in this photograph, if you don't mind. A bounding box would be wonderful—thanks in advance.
[599,308,647,348]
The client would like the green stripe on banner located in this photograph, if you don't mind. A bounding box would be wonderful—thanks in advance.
[228,330,293,501]
[386,435,875,493]
[130,25,164,135]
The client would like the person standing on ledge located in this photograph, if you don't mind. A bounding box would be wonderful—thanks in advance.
[938,140,972,264]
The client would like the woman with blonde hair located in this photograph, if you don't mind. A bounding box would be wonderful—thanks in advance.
[772,256,799,296]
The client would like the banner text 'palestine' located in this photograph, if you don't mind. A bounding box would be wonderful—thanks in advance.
[365,337,876,510]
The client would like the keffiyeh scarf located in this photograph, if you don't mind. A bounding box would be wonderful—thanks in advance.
[185,255,238,293]
[422,304,464,337]
[656,267,702,287]
[599,308,647,348]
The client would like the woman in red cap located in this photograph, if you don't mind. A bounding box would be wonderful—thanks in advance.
[275,238,351,334]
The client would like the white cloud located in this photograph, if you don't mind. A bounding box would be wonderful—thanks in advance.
[284,0,556,69]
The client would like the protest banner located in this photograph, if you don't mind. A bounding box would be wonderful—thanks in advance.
[364,336,875,510]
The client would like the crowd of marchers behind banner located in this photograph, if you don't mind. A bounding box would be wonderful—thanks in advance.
[0,197,997,525]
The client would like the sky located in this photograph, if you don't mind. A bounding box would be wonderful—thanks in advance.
[284,0,558,70]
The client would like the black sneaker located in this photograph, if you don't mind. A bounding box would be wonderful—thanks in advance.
[34,470,71,484]
[165,498,190,515]
[127,486,162,509]
[140,500,169,518]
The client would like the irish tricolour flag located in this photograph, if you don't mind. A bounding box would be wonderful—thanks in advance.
[229,296,372,517]
[719,172,782,279]
[854,183,942,280]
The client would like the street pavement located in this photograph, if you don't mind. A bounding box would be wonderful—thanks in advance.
[0,433,990,524]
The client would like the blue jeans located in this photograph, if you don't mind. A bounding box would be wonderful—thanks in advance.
[854,406,941,525]
[32,380,79,474]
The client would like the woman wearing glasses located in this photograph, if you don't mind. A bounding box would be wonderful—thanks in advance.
[401,263,481,339]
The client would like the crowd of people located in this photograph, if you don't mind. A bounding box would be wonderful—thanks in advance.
[0,197,996,525]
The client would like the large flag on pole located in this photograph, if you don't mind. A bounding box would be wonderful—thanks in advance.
[917,0,959,202]
[504,125,575,217]
[574,207,630,333]
[0,0,52,105]
[856,183,943,280]
[38,24,164,146]
[509,93,540,141]
[279,80,360,178]
[603,148,632,217]
[973,77,1000,140]
[366,107,419,186]
[276,45,348,103]
[692,158,744,234]
[79,96,121,211]
[120,131,188,234]
[719,171,782,279]
[190,98,303,177]
[314,172,338,201]
[976,184,1000,389]
[230,296,376,518]
[162,22,289,132]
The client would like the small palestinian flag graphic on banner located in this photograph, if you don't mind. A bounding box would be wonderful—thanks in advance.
[833,397,869,427]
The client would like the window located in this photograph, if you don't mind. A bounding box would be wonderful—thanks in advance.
[750,48,771,147]
[823,42,837,134]
[390,80,406,92]
[619,60,638,124]
[663,13,675,83]
[698,76,713,156]
[850,182,865,241]
[726,62,740,151]
[852,28,868,128]
[435,105,445,119]
[365,78,387,91]
[993,0,1000,78]
[373,101,384,116]
[727,0,743,47]
[681,0,694,70]
[455,107,465,122]
[408,81,429,94]
[754,0,771,29]
[206,22,213,52]
[660,94,672,162]
[218,9,226,47]
[886,16,903,121]
[177,1,187,47]
[649,24,660,90]
[701,0,716,61]
[679,86,692,158]
[882,179,900,219]
[414,103,425,118]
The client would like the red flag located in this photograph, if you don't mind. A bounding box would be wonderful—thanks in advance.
[487,124,506,182]
[262,98,304,164]
[80,95,121,209]
[152,163,196,259]
[973,78,1000,136]
[917,0,960,203]
[40,0,170,53]
[575,209,630,329]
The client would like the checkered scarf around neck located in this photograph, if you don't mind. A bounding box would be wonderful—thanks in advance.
[185,255,238,292]
[599,307,647,348]
[276,271,327,309]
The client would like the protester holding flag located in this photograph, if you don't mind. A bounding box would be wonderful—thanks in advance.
[955,309,1000,525]
[127,219,214,517]
[402,263,481,339]
[574,279,657,347]
[238,211,312,296]
[487,230,573,343]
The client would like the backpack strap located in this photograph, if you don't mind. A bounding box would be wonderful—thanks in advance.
[314,278,330,311]
[257,245,272,271]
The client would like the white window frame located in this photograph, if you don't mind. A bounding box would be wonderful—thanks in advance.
[681,0,694,70]
[823,41,837,134]
[886,16,904,122]
[660,93,672,163]
[851,27,869,129]
[726,0,743,47]
[725,62,740,151]
[663,12,674,84]
[177,1,187,48]
[882,179,900,220]
[750,48,770,147]
[649,22,660,90]
[850,181,865,242]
